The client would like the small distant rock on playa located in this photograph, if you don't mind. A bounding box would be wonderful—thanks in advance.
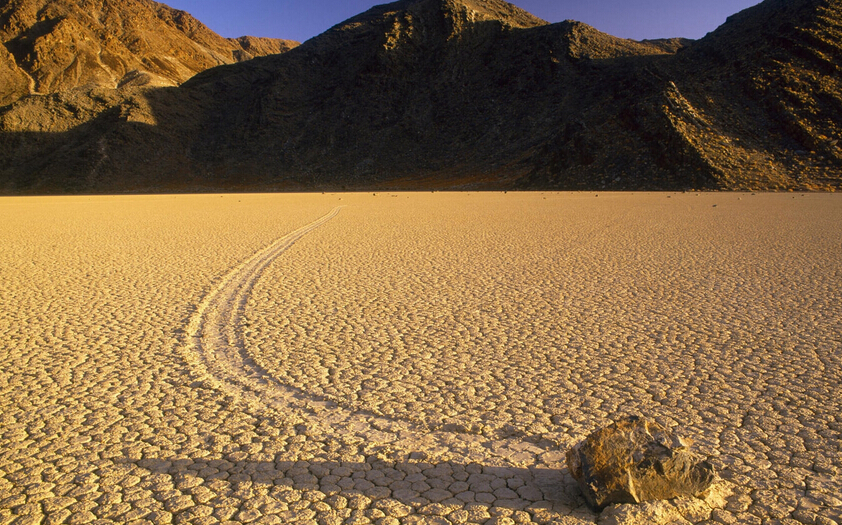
[566,416,716,511]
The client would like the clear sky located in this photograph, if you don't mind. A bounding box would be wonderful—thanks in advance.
[163,0,763,44]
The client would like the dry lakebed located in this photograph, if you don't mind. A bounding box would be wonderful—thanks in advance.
[0,192,840,525]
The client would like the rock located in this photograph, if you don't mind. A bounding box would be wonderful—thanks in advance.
[566,416,716,511]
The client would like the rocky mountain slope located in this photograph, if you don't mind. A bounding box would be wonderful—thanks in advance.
[1,0,840,194]
[0,0,298,105]
[673,0,842,189]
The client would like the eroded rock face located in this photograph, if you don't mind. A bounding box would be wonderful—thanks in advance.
[0,0,299,100]
[0,48,31,107]
[566,416,715,511]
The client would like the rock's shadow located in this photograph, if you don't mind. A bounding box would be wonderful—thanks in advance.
[125,450,592,522]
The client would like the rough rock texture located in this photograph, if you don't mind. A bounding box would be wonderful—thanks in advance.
[567,416,716,512]
[597,480,734,525]
[0,0,298,98]
[1,0,841,193]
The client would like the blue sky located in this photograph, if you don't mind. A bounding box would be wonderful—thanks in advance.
[163,0,763,43]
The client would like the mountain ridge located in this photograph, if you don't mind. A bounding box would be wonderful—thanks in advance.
[1,0,840,194]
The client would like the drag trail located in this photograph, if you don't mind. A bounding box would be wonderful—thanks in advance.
[184,205,345,416]
[181,204,548,469]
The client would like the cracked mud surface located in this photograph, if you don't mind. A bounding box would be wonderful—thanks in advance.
[1,192,840,525]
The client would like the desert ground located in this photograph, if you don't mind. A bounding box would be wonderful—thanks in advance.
[0,192,840,525]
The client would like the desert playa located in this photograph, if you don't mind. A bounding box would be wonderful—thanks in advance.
[0,192,840,525]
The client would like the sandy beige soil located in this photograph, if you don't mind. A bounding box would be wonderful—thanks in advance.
[0,192,840,525]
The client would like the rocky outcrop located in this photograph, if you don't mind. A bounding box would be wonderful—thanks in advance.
[567,416,716,511]
[0,0,298,101]
[0,0,840,194]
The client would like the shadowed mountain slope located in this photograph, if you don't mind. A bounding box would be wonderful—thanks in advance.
[0,0,840,193]
[0,0,298,105]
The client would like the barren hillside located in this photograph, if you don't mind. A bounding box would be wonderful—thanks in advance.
[1,0,840,193]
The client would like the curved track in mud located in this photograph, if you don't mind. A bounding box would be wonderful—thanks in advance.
[180,206,533,466]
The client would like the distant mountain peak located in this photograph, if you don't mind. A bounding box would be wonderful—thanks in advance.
[325,0,545,36]
[554,19,691,59]
[436,0,547,28]
[296,0,547,59]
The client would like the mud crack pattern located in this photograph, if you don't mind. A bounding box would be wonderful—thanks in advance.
[0,193,840,525]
